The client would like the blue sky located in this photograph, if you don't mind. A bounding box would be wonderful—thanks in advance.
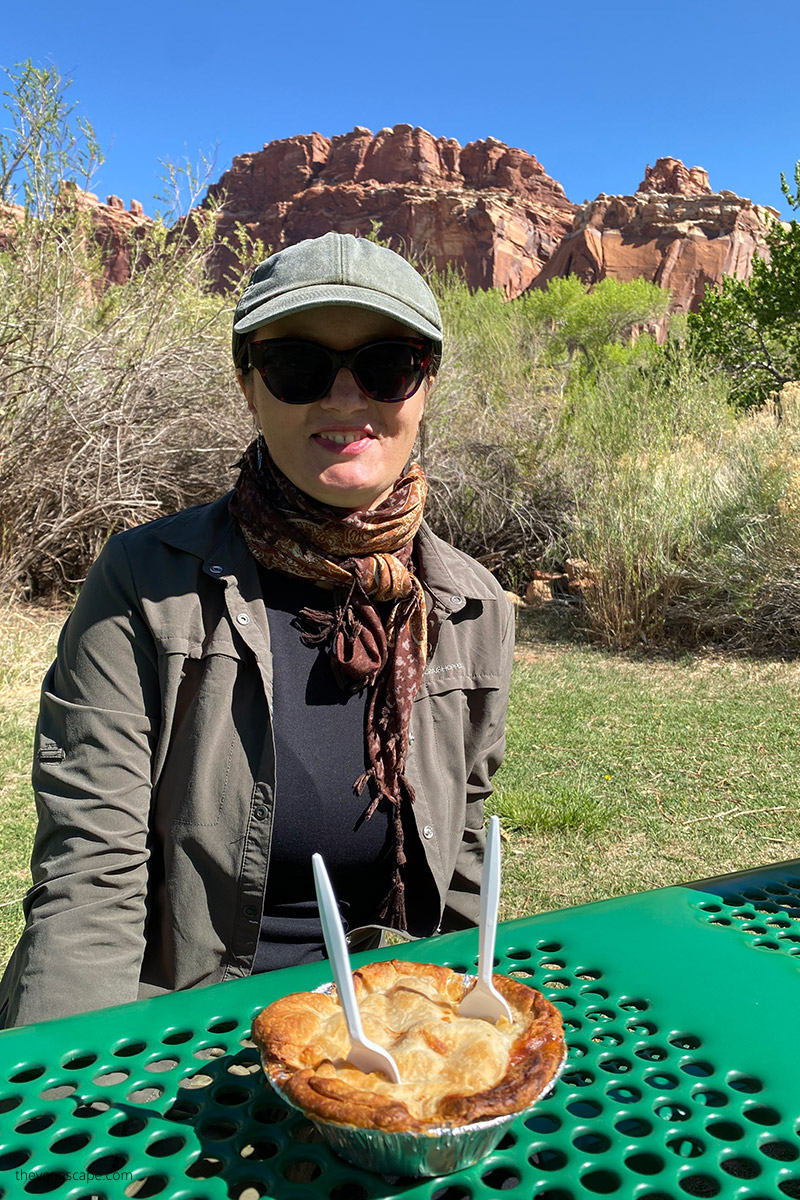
[3,0,799,220]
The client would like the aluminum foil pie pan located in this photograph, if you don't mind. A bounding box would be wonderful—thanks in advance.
[263,978,567,1178]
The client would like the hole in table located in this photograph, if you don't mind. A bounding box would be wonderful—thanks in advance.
[282,1159,322,1182]
[482,1166,522,1188]
[8,1065,45,1083]
[574,1133,610,1153]
[567,1099,601,1118]
[145,1136,186,1157]
[721,1157,760,1178]
[178,1073,213,1090]
[228,1183,273,1200]
[185,1156,224,1179]
[226,1053,260,1077]
[580,1169,620,1193]
[606,1085,641,1104]
[561,1069,593,1087]
[161,1029,193,1045]
[678,1175,720,1196]
[239,1139,279,1161]
[23,1172,67,1194]
[206,1018,238,1033]
[585,1009,615,1023]
[213,1085,249,1106]
[72,1100,110,1118]
[599,1057,631,1075]
[123,1177,167,1198]
[526,1113,562,1133]
[531,1191,572,1200]
[431,1187,471,1200]
[0,1094,22,1114]
[88,1154,129,1175]
[60,1053,97,1070]
[198,1118,237,1140]
[537,942,562,953]
[669,1034,701,1050]
[113,1040,147,1058]
[546,978,571,990]
[192,1044,227,1060]
[760,1140,799,1161]
[126,1085,164,1104]
[568,1043,588,1060]
[778,1181,800,1198]
[251,1102,290,1125]
[681,1061,714,1077]
[529,1150,566,1171]
[109,1116,148,1137]
[654,1104,691,1122]
[507,947,532,960]
[743,1104,781,1126]
[143,1058,179,1074]
[615,1117,651,1138]
[39,1082,77,1100]
[330,1187,369,1200]
[0,1150,30,1170]
[618,998,649,1012]
[592,1032,623,1047]
[50,1132,92,1153]
[625,1020,657,1036]
[691,1089,727,1107]
[636,1047,667,1062]
[162,1100,200,1122]
[666,1137,704,1158]
[93,1069,130,1086]
[705,1119,743,1141]
[625,1153,663,1175]
[727,1073,763,1093]
[645,1072,679,1090]
[497,1132,517,1150]
[15,1113,55,1134]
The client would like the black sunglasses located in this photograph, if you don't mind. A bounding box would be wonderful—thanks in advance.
[244,336,432,405]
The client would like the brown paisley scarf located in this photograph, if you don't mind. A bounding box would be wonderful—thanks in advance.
[229,439,429,930]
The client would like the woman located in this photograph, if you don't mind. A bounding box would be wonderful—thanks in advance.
[0,232,515,1027]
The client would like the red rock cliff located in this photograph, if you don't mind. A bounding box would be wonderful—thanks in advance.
[531,157,779,313]
[205,125,577,298]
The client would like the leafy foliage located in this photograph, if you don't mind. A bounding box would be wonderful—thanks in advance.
[689,170,800,408]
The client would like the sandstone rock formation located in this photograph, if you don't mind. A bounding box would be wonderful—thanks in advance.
[531,157,779,313]
[205,125,577,298]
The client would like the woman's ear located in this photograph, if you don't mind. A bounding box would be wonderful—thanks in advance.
[237,368,258,419]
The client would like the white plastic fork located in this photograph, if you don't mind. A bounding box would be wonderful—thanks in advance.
[312,853,402,1084]
[457,815,513,1024]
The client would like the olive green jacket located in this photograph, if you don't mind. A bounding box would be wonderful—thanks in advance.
[0,495,514,1028]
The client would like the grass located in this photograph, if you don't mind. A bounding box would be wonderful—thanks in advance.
[492,607,800,919]
[2,602,800,972]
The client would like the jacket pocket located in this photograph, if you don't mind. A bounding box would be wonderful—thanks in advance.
[156,633,244,828]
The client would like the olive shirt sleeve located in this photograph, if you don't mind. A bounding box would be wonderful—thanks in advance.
[440,597,516,931]
[0,535,159,1028]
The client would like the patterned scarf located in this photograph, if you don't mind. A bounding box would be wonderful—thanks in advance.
[229,440,429,929]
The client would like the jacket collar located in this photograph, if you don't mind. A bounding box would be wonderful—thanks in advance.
[154,492,499,609]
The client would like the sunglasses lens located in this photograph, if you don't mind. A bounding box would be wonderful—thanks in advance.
[355,342,428,401]
[250,338,430,404]
[258,342,333,404]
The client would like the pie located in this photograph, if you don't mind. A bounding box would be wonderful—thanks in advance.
[252,959,565,1134]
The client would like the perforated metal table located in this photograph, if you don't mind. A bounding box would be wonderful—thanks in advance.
[1,861,799,1200]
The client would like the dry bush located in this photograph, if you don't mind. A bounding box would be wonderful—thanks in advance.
[0,205,251,596]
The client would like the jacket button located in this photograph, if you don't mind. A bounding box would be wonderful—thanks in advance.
[450,595,464,607]
[243,905,258,919]
[236,613,251,626]
[422,824,434,839]
[209,564,223,575]
[254,805,267,821]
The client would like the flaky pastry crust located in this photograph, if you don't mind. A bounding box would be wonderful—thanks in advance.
[252,959,564,1133]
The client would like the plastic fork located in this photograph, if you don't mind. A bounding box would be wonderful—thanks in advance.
[457,815,513,1024]
[312,853,402,1084]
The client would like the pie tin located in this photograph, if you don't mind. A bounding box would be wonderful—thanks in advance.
[262,978,567,1178]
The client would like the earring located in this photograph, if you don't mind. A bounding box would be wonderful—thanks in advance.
[256,433,264,472]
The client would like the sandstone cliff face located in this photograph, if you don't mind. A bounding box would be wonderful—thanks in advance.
[531,157,779,313]
[206,125,576,298]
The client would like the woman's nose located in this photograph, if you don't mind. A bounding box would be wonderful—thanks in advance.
[320,367,368,410]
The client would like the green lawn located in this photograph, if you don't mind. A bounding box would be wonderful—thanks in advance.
[1,602,799,970]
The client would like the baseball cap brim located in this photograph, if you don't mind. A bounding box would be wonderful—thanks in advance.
[233,284,442,345]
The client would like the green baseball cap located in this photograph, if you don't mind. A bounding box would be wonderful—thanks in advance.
[232,231,443,368]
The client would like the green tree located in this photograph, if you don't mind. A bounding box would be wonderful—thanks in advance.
[0,59,102,214]
[689,166,800,408]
